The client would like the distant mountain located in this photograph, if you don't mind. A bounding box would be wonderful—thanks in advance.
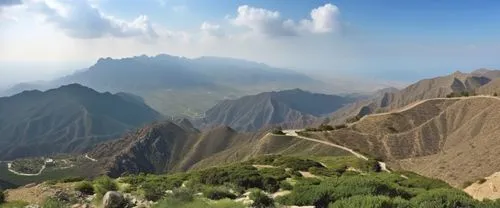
[196,89,355,131]
[325,70,500,124]
[4,54,320,116]
[87,121,349,177]
[0,84,161,160]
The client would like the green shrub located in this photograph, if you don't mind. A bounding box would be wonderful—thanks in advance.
[74,181,94,195]
[198,165,264,190]
[329,195,412,208]
[59,176,85,183]
[259,168,289,181]
[203,187,237,200]
[318,124,334,131]
[309,167,341,177]
[93,176,118,197]
[250,189,274,208]
[41,197,67,208]
[410,188,477,208]
[279,181,293,190]
[172,188,194,202]
[272,157,323,171]
[141,182,166,201]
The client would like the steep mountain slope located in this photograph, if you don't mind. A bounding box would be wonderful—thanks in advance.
[326,70,499,125]
[4,54,321,117]
[0,84,161,160]
[476,78,500,95]
[197,89,355,131]
[88,121,350,177]
[302,96,500,187]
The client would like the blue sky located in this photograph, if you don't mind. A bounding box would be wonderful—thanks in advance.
[0,0,499,87]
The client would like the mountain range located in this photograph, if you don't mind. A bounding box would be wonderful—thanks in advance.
[3,54,323,117]
[0,84,161,160]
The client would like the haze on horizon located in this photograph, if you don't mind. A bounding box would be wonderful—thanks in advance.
[1,0,500,89]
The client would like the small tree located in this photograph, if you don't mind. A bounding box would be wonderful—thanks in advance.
[271,127,285,135]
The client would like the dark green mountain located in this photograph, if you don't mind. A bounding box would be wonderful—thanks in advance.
[197,89,355,131]
[0,84,161,160]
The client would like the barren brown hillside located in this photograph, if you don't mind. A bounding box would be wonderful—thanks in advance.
[476,78,500,95]
[88,121,350,177]
[325,70,499,125]
[304,96,500,187]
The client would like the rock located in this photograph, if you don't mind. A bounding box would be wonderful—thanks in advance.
[25,205,41,208]
[103,191,124,208]
[24,183,37,188]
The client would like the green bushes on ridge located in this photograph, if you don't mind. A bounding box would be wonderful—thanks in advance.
[74,181,94,195]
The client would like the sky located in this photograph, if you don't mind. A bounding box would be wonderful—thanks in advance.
[1,0,500,88]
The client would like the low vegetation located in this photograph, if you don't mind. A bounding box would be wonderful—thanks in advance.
[9,158,45,174]
[305,124,347,132]
[4,154,500,207]
[446,91,475,98]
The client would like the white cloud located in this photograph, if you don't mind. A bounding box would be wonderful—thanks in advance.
[200,21,224,38]
[229,4,341,37]
[230,5,296,37]
[301,4,340,33]
[32,0,158,39]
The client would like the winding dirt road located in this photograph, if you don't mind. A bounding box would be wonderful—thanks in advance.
[280,129,390,172]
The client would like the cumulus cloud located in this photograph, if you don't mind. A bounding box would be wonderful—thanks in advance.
[200,21,224,38]
[229,3,340,37]
[230,5,296,37]
[300,4,340,33]
[33,0,158,39]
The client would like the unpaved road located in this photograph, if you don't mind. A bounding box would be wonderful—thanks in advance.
[85,154,98,162]
[280,129,390,172]
[7,162,46,176]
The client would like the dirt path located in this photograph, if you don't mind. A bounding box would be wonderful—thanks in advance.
[280,130,390,172]
[357,95,500,123]
[84,154,98,162]
[7,162,46,176]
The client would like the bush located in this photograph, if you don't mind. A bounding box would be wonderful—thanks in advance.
[203,187,237,200]
[309,167,342,177]
[279,181,293,190]
[93,176,118,197]
[259,168,289,181]
[41,197,67,208]
[0,190,4,204]
[329,195,412,208]
[172,188,194,202]
[141,182,165,201]
[318,124,334,131]
[198,165,264,190]
[74,181,94,195]
[250,189,274,208]
[410,188,477,208]
[271,128,285,135]
[59,176,85,183]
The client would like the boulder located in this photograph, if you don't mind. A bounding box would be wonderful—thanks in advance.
[103,191,124,208]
